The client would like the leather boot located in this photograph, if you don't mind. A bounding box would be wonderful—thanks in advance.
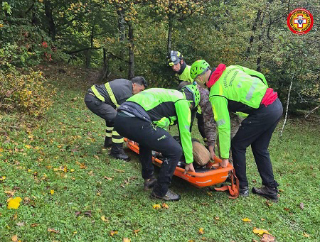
[110,143,130,161]
[104,137,112,148]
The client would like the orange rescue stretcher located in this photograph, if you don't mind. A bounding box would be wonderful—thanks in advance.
[125,138,239,198]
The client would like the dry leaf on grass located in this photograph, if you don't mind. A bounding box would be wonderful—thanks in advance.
[242,218,252,222]
[48,228,59,233]
[11,235,18,242]
[162,203,169,209]
[7,197,22,209]
[199,228,204,235]
[101,215,108,222]
[123,238,131,242]
[253,228,269,235]
[261,234,276,242]
[303,232,310,238]
[152,204,161,209]
[110,230,118,236]
[300,203,304,210]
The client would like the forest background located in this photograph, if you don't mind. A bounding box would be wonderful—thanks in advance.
[0,0,319,115]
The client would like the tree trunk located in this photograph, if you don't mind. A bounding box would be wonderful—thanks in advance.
[167,15,173,54]
[246,9,262,56]
[44,0,56,41]
[117,10,126,72]
[128,21,135,79]
[99,48,109,81]
[85,24,95,68]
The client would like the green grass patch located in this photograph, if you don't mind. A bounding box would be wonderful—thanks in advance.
[1,66,320,241]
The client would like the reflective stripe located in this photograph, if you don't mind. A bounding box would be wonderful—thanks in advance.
[112,130,123,143]
[106,126,113,137]
[91,85,105,102]
[105,83,119,108]
[216,119,225,126]
[106,126,113,131]
[246,78,260,101]
[105,132,112,138]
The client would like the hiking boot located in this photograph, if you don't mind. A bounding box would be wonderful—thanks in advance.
[144,176,157,191]
[150,189,181,201]
[252,186,278,201]
[239,186,249,197]
[110,143,130,161]
[104,137,112,148]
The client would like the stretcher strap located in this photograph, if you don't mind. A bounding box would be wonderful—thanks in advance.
[214,169,239,199]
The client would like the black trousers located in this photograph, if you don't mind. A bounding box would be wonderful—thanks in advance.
[231,98,283,188]
[84,93,116,126]
[114,113,182,197]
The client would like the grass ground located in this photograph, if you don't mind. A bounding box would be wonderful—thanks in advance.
[1,65,320,241]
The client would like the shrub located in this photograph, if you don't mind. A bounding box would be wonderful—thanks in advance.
[0,68,56,117]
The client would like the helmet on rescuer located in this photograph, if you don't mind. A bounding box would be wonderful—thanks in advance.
[180,84,200,109]
[190,60,210,80]
[167,50,183,66]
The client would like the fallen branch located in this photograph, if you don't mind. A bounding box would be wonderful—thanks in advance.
[280,80,293,137]
[305,104,320,118]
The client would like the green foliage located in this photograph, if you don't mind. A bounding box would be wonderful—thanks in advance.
[0,68,56,117]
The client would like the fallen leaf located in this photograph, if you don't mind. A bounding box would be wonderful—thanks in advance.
[101,215,108,222]
[265,201,272,207]
[7,197,22,209]
[16,222,25,226]
[48,228,59,233]
[214,216,219,220]
[110,230,118,236]
[84,211,92,217]
[300,203,304,210]
[5,190,15,196]
[242,218,252,222]
[261,233,276,242]
[133,229,140,235]
[199,228,204,235]
[206,191,213,197]
[31,223,39,227]
[303,232,310,238]
[114,168,125,173]
[0,176,6,181]
[123,238,131,242]
[162,203,169,209]
[253,228,269,236]
[12,213,18,220]
[284,207,290,211]
[104,176,113,181]
[75,211,81,217]
[11,235,18,242]
[152,204,161,209]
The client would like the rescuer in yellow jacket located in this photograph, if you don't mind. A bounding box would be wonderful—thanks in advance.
[191,60,283,201]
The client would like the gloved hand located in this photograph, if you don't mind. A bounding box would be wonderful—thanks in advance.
[154,117,170,130]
